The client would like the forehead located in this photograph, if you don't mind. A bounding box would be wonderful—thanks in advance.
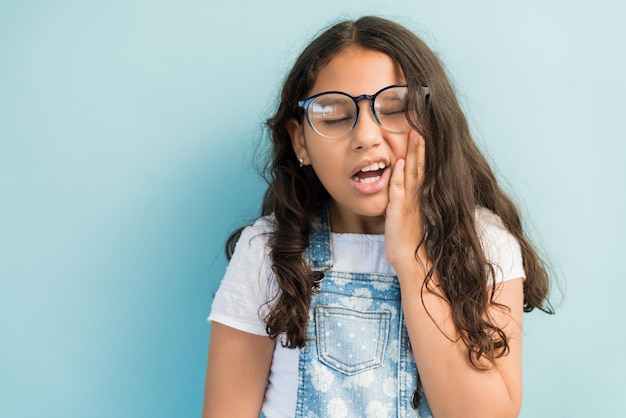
[309,46,405,96]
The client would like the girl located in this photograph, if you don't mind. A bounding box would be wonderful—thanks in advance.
[202,16,552,418]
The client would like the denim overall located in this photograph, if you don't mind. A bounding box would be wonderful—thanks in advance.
[295,205,433,418]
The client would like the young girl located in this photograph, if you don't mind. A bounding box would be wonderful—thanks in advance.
[202,16,552,418]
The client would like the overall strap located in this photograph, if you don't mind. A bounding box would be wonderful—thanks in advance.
[304,202,333,270]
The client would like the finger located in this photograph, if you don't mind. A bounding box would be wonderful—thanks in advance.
[404,130,421,193]
[388,158,406,204]
[415,132,425,187]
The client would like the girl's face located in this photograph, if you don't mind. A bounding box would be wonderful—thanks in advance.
[289,46,415,234]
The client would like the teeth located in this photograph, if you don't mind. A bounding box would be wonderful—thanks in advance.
[352,175,381,184]
[361,175,380,184]
[360,161,386,172]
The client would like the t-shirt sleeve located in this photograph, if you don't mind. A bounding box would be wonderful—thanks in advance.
[207,217,277,336]
[475,208,526,284]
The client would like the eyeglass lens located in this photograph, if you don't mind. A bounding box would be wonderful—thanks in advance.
[307,86,411,138]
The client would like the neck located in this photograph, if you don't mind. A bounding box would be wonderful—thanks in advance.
[328,201,385,234]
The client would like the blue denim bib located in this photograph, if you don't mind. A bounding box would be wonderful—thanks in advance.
[295,205,433,417]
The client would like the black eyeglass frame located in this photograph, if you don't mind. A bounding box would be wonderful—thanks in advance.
[297,84,430,139]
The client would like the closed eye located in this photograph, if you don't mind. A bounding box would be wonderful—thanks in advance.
[380,109,405,115]
[378,108,406,118]
[320,116,354,126]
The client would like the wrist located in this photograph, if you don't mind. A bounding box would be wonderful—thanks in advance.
[391,247,431,284]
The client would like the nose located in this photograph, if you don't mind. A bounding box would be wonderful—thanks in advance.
[350,100,383,150]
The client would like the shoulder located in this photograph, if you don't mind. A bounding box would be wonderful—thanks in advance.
[474,207,525,283]
[225,215,276,276]
[208,215,278,335]
[474,207,513,245]
[247,214,277,236]
[234,215,276,250]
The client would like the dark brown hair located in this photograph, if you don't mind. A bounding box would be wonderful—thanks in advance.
[227,16,553,368]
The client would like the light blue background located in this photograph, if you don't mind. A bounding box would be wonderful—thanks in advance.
[1,1,624,417]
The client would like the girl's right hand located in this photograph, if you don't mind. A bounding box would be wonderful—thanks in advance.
[384,130,427,275]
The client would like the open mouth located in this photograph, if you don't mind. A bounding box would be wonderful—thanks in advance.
[352,161,387,184]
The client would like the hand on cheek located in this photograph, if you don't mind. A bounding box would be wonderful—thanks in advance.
[384,130,426,270]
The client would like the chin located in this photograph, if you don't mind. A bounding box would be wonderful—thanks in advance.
[331,196,388,221]
[357,202,388,218]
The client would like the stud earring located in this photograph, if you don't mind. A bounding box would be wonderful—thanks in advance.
[298,158,304,168]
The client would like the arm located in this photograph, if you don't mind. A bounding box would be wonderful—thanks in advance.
[399,270,523,418]
[202,322,275,418]
[385,131,523,418]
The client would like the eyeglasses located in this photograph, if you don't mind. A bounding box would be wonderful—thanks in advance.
[297,84,429,139]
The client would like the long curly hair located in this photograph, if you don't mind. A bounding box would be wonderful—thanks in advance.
[226,16,553,368]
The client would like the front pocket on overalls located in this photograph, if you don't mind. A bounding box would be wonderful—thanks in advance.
[314,306,390,375]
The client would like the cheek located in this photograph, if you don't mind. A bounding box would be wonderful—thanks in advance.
[309,149,341,175]
[306,137,345,166]
[388,133,409,157]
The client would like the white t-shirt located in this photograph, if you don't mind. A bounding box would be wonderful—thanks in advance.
[208,208,525,418]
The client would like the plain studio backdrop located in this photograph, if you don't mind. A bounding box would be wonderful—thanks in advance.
[1,1,624,417]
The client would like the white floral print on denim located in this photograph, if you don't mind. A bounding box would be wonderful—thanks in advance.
[339,287,373,310]
[327,398,349,417]
[309,362,334,392]
[379,302,398,317]
[387,338,399,363]
[382,377,397,397]
[373,279,393,291]
[366,400,392,418]
[342,369,376,389]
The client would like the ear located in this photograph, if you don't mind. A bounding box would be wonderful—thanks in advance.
[287,118,311,166]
